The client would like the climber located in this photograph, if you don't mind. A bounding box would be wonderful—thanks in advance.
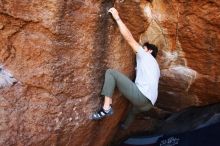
[90,7,160,129]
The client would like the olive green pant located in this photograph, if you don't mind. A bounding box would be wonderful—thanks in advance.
[101,69,153,128]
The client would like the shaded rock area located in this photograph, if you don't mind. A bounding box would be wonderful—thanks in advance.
[0,0,220,146]
[154,102,220,135]
[112,102,220,146]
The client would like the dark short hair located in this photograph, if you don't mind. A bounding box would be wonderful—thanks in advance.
[143,42,158,58]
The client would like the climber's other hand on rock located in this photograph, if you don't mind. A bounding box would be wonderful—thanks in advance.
[108,7,120,20]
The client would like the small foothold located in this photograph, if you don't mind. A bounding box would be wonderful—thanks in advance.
[58,112,62,116]
[55,118,59,123]
[0,23,4,30]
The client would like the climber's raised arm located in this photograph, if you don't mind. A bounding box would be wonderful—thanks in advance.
[108,7,141,53]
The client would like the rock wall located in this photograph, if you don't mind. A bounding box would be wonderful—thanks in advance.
[0,0,143,146]
[0,0,220,146]
[141,0,220,111]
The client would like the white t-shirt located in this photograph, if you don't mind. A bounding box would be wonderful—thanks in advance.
[135,47,160,105]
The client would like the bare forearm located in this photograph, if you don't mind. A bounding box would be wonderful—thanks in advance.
[108,7,140,52]
[115,18,134,42]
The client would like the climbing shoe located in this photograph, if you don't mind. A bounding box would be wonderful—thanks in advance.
[90,107,113,120]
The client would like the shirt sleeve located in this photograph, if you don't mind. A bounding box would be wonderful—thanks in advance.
[136,46,153,62]
[136,46,147,58]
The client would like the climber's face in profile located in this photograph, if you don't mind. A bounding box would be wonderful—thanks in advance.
[143,46,153,54]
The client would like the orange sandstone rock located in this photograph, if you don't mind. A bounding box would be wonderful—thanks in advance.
[0,0,220,146]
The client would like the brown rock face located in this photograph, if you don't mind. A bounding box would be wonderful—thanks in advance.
[0,0,142,146]
[0,0,220,146]
[142,0,220,111]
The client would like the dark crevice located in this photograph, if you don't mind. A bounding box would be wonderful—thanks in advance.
[91,0,114,85]
[89,1,115,146]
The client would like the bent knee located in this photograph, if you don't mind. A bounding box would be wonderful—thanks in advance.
[106,69,115,74]
[105,69,120,78]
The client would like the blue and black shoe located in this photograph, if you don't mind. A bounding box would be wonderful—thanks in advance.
[90,107,113,120]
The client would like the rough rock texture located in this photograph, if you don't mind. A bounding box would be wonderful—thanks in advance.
[141,0,220,111]
[0,0,142,146]
[0,0,220,146]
